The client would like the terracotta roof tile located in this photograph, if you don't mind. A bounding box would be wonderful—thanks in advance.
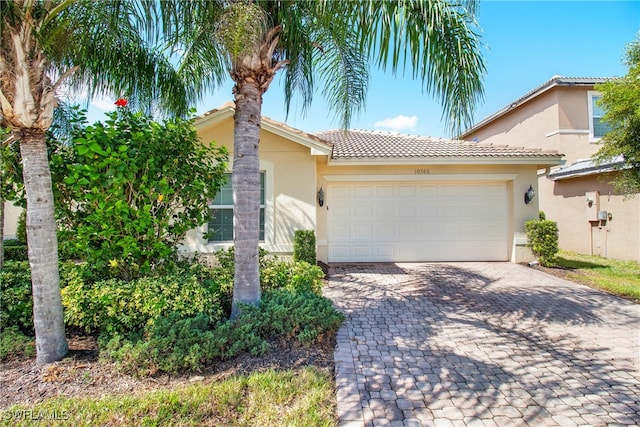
[314,129,561,160]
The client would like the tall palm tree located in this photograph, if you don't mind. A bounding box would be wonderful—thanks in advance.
[0,0,192,363]
[159,0,486,317]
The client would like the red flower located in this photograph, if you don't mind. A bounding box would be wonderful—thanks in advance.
[114,98,128,107]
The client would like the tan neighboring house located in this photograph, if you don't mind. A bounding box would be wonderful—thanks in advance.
[181,102,562,264]
[459,76,640,262]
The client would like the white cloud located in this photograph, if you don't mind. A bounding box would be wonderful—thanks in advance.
[373,115,418,132]
[90,97,116,112]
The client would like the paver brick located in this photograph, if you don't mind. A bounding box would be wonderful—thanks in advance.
[324,262,640,426]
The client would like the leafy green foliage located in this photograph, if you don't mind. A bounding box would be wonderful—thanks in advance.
[101,289,343,376]
[0,137,24,206]
[61,266,225,336]
[49,107,228,279]
[15,209,26,243]
[3,240,28,261]
[254,290,344,345]
[0,261,33,333]
[595,35,640,195]
[212,247,325,314]
[293,230,316,265]
[101,313,268,376]
[0,326,35,362]
[525,219,559,267]
[261,261,324,295]
[216,2,267,59]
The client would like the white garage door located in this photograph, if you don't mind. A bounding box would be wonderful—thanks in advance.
[328,181,508,262]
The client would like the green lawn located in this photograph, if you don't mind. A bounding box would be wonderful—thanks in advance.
[1,368,336,427]
[553,251,640,302]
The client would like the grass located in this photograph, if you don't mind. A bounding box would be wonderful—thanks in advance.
[0,367,337,427]
[553,251,640,302]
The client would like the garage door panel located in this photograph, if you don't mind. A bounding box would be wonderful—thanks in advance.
[328,181,508,262]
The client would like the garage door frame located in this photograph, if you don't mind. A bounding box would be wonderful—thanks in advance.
[324,173,516,262]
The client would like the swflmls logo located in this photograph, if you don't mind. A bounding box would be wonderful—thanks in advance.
[2,409,71,421]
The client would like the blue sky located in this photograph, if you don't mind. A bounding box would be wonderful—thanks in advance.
[90,0,640,138]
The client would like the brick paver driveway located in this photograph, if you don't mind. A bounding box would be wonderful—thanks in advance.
[323,262,640,426]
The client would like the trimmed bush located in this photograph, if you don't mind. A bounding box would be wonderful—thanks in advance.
[100,313,268,376]
[61,266,225,336]
[3,243,28,261]
[0,261,33,333]
[261,260,324,295]
[525,218,559,266]
[255,290,344,344]
[293,230,316,265]
[101,289,344,376]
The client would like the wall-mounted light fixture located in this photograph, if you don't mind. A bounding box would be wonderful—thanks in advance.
[524,185,535,205]
[317,187,324,207]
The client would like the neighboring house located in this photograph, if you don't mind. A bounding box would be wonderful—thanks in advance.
[459,76,640,262]
[181,102,562,264]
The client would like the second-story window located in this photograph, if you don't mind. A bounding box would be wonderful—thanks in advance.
[588,91,612,141]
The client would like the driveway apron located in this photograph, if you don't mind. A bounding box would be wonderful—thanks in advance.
[323,262,640,426]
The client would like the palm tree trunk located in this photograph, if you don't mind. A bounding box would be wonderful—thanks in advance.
[230,83,263,319]
[19,131,67,363]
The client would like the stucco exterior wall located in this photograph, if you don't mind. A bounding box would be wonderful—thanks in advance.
[462,83,639,262]
[181,119,317,256]
[465,87,598,165]
[3,201,22,240]
[547,174,640,262]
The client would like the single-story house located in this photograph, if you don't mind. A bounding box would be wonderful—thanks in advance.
[181,102,563,264]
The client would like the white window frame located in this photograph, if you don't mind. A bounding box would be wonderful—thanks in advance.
[587,90,608,143]
[208,172,266,243]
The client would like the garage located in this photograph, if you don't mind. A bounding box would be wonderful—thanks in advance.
[328,181,509,262]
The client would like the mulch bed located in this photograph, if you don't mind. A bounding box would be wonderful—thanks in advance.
[0,334,336,410]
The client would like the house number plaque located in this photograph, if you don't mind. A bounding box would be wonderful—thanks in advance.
[414,168,430,175]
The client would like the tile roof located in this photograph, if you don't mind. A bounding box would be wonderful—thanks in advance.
[459,76,613,138]
[314,129,561,161]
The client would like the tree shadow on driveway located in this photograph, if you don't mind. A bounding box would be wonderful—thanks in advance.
[325,262,640,425]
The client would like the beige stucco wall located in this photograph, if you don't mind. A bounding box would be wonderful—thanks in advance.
[463,84,640,262]
[314,161,542,264]
[466,86,598,165]
[181,118,318,256]
[3,201,22,240]
[544,174,640,262]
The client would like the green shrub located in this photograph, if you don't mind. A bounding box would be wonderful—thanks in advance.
[3,238,22,247]
[0,326,35,361]
[16,209,26,244]
[255,290,344,344]
[61,266,225,336]
[3,243,28,261]
[293,230,316,265]
[101,290,344,376]
[49,107,228,280]
[212,247,324,313]
[101,313,268,376]
[0,261,33,333]
[261,261,324,295]
[525,218,559,266]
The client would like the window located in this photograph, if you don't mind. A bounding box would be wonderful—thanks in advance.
[588,91,612,141]
[208,173,265,242]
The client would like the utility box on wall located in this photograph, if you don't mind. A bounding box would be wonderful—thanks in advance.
[585,191,600,221]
